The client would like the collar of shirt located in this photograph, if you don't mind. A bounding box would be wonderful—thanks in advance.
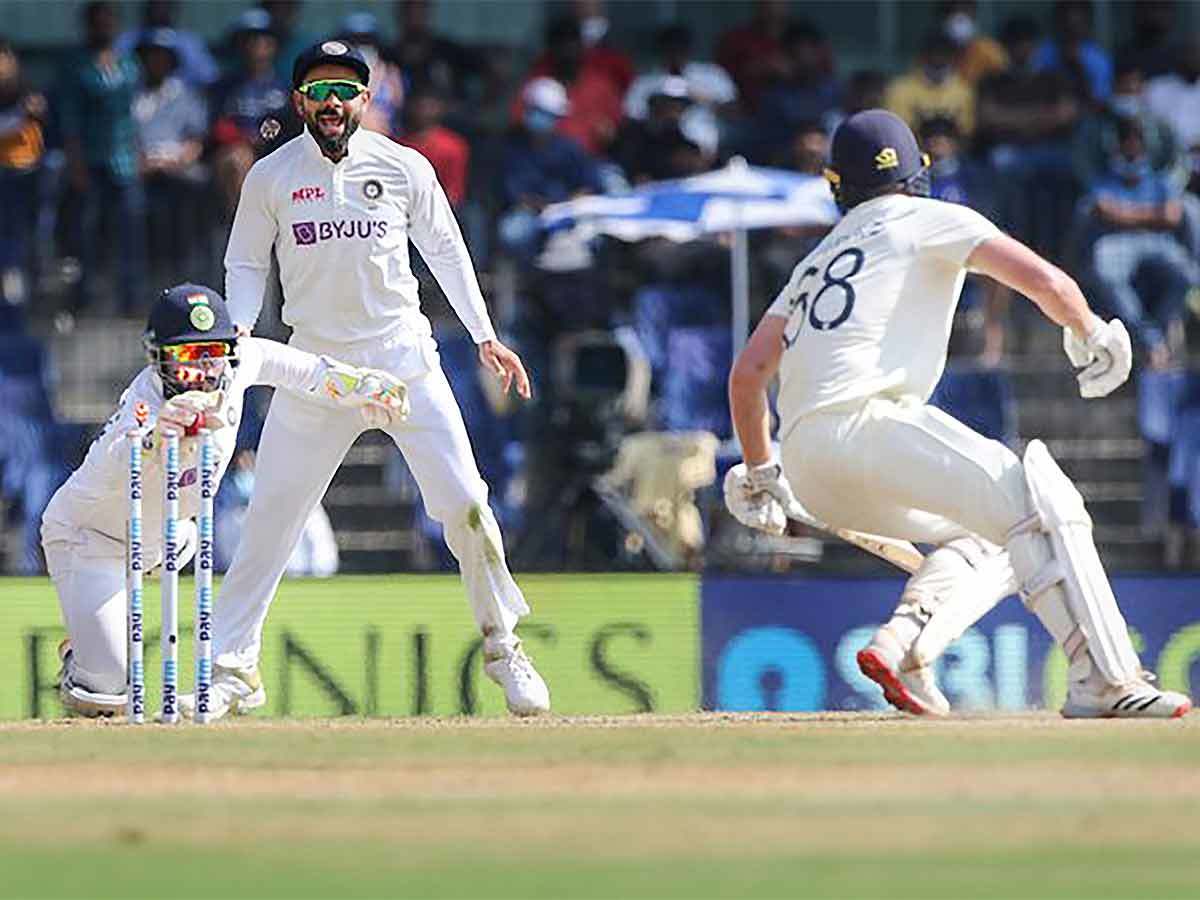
[299,126,368,166]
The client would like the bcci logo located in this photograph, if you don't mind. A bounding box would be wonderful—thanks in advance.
[363,179,383,201]
[874,147,900,171]
[190,305,215,331]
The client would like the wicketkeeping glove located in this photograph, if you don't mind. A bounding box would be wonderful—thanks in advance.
[1062,317,1132,399]
[723,461,810,536]
[155,390,229,439]
[315,358,410,427]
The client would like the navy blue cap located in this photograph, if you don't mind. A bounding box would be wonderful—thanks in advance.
[829,109,926,191]
[292,39,371,89]
[145,284,237,346]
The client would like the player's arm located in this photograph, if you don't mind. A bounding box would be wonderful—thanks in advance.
[223,163,278,332]
[728,315,786,467]
[967,234,1132,398]
[242,337,410,424]
[404,152,531,399]
[726,314,812,536]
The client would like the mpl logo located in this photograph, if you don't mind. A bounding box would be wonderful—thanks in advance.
[292,185,326,203]
[293,219,388,246]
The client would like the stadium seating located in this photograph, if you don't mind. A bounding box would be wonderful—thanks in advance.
[929,365,1017,446]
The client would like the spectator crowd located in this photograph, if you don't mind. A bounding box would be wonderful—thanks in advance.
[4,0,1200,571]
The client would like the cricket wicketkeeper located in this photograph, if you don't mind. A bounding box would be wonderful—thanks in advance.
[43,284,405,716]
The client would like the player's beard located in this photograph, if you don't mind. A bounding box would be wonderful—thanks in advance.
[306,107,360,157]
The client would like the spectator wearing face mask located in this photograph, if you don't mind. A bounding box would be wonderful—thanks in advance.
[1073,57,1182,192]
[937,0,1007,85]
[498,77,603,261]
[514,17,623,156]
[885,31,974,137]
[1074,117,1198,370]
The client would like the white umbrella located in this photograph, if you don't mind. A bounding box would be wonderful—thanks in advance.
[540,157,839,353]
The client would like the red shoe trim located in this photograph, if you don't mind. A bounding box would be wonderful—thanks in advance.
[1171,700,1192,719]
[857,648,930,716]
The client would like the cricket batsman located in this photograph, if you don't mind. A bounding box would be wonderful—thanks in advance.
[202,40,549,719]
[43,284,407,717]
[725,110,1192,719]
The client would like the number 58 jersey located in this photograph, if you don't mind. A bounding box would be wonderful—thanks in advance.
[766,193,1001,439]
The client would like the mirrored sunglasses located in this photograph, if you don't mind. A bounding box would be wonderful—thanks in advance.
[161,342,232,363]
[298,79,367,102]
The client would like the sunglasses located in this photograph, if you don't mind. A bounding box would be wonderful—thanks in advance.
[298,79,368,102]
[161,342,233,363]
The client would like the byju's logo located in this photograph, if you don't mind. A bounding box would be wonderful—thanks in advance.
[293,219,387,246]
[293,221,318,245]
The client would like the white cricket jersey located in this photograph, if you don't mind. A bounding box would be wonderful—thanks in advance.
[766,194,1001,438]
[41,338,326,561]
[224,128,495,349]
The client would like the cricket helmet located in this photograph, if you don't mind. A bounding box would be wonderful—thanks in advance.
[144,283,240,397]
[825,109,931,210]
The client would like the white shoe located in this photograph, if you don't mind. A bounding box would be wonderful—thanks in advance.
[57,640,125,718]
[484,639,550,716]
[178,664,266,721]
[1062,676,1192,719]
[857,628,951,717]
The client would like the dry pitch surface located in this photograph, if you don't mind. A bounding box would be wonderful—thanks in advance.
[1,712,1197,900]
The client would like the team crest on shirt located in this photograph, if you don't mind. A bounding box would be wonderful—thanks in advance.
[363,179,383,201]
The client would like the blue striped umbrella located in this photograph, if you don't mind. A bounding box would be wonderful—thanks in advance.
[541,158,838,352]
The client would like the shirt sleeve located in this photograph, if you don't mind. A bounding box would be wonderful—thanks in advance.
[240,336,326,393]
[224,161,277,331]
[917,200,1003,269]
[405,150,496,343]
[765,256,817,319]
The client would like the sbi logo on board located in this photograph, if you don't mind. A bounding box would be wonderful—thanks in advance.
[715,624,1036,711]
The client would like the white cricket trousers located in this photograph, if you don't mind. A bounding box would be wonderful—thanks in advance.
[781,395,1033,547]
[41,521,196,694]
[212,330,528,670]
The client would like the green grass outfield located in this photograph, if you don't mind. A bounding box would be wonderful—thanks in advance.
[1,714,1198,900]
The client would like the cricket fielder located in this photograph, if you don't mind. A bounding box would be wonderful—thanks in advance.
[42,284,406,717]
[206,40,550,718]
[725,110,1192,719]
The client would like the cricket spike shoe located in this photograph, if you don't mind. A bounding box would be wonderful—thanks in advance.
[484,638,550,716]
[1061,676,1192,719]
[178,663,266,720]
[857,627,951,717]
[56,640,126,718]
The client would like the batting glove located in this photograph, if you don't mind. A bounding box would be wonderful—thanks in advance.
[1063,317,1132,399]
[723,461,810,536]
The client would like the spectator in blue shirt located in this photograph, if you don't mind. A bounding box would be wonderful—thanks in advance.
[58,0,146,314]
[209,9,292,219]
[498,77,603,261]
[1077,117,1199,368]
[116,0,219,87]
[132,29,210,285]
[1032,0,1113,106]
